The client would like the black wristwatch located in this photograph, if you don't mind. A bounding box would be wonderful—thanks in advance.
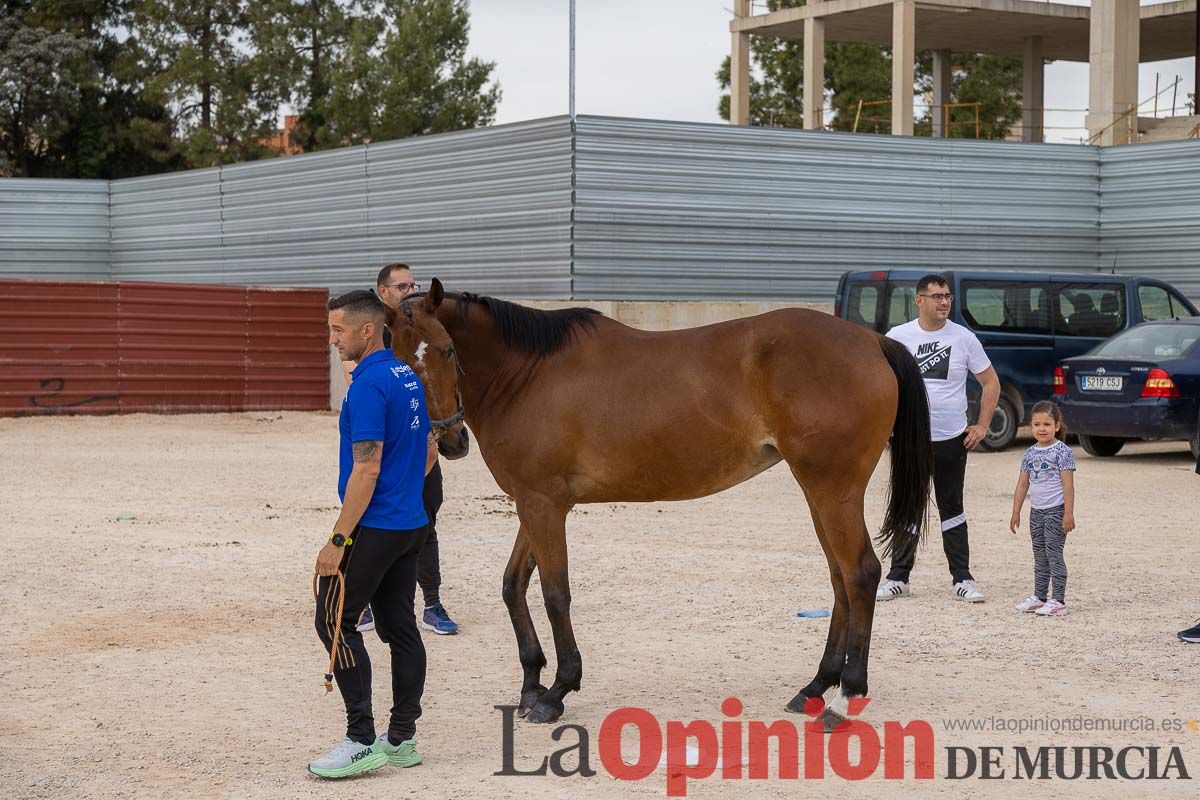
[330,532,352,547]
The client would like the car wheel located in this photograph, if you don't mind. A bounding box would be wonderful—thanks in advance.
[1078,434,1125,457]
[1191,423,1200,461]
[979,395,1018,452]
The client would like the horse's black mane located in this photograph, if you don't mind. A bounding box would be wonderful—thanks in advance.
[446,292,601,358]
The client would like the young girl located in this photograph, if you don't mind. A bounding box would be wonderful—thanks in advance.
[1009,401,1076,617]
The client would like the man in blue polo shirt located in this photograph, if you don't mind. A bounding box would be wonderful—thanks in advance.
[308,290,431,779]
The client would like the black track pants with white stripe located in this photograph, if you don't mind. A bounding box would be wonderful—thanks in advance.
[886,433,973,585]
[315,523,428,745]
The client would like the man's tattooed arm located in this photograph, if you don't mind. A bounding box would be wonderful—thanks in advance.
[352,440,382,463]
[330,439,384,540]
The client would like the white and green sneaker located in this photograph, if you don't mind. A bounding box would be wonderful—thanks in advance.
[372,735,423,768]
[307,737,388,779]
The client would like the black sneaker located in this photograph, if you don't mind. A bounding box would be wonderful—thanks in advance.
[1179,621,1200,643]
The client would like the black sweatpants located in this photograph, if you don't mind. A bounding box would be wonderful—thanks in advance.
[315,524,428,745]
[417,462,444,608]
[886,433,974,585]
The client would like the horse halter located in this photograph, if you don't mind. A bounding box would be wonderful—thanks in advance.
[429,408,465,437]
[400,297,465,439]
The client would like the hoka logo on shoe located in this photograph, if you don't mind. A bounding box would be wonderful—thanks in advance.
[351,749,373,763]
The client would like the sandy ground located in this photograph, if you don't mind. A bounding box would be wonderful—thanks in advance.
[2,411,1198,799]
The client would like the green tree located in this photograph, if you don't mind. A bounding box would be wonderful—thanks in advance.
[136,0,283,167]
[4,0,500,175]
[0,16,89,176]
[716,5,804,128]
[825,43,898,134]
[24,0,181,178]
[323,0,500,146]
[250,0,356,152]
[251,0,499,152]
[946,53,1023,140]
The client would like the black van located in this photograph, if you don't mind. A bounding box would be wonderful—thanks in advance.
[834,269,1199,450]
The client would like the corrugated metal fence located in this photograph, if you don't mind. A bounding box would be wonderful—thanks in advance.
[110,117,573,298]
[573,117,1102,300]
[0,280,328,416]
[1099,139,1200,291]
[3,116,1200,300]
[0,179,110,280]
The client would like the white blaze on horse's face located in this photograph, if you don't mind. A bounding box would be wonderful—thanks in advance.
[414,340,428,368]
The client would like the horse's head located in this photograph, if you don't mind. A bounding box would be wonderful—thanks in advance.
[386,278,470,460]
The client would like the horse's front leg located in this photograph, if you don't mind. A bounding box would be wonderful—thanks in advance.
[515,494,580,724]
[502,529,547,716]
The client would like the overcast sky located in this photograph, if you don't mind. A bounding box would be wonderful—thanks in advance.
[465,0,1196,144]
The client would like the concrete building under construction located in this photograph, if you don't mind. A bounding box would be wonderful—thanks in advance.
[728,0,1199,144]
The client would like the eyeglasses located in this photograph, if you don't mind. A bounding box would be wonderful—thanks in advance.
[384,282,420,293]
[919,293,953,302]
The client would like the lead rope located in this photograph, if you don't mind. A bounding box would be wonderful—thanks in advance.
[312,570,346,693]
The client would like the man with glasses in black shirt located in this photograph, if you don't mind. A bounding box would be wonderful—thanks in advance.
[343,263,461,636]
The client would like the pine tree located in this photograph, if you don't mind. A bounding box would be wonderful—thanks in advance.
[342,0,500,144]
[250,0,356,152]
[136,0,282,166]
[253,0,500,151]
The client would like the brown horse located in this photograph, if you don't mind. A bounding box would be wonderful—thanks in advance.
[413,285,932,725]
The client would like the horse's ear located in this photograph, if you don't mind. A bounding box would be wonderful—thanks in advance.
[383,304,396,328]
[424,278,444,311]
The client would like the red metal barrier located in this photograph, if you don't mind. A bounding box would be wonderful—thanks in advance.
[0,280,329,415]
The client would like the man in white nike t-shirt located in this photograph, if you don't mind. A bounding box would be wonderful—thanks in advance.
[877,274,1001,604]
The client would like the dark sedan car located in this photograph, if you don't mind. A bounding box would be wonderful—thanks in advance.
[1055,319,1200,458]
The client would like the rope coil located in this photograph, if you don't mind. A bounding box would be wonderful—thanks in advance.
[313,571,347,694]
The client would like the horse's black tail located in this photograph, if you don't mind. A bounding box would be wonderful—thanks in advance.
[876,336,933,561]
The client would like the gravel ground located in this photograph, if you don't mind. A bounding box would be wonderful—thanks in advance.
[2,411,1197,799]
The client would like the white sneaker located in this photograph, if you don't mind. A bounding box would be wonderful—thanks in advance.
[1035,599,1068,617]
[952,580,985,603]
[307,737,387,779]
[876,579,910,601]
[1014,596,1045,613]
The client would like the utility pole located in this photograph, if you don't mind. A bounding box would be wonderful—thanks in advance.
[569,0,576,120]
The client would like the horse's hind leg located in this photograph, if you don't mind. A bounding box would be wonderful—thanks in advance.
[806,492,881,725]
[502,530,547,716]
[785,502,850,714]
[515,494,580,724]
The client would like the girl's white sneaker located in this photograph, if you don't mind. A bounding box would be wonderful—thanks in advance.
[1015,596,1045,613]
[1035,599,1068,617]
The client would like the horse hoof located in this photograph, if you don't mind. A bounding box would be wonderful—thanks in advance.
[526,699,564,724]
[818,708,848,733]
[784,692,811,714]
[517,686,548,717]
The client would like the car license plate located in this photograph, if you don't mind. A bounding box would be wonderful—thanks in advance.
[1082,375,1123,391]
